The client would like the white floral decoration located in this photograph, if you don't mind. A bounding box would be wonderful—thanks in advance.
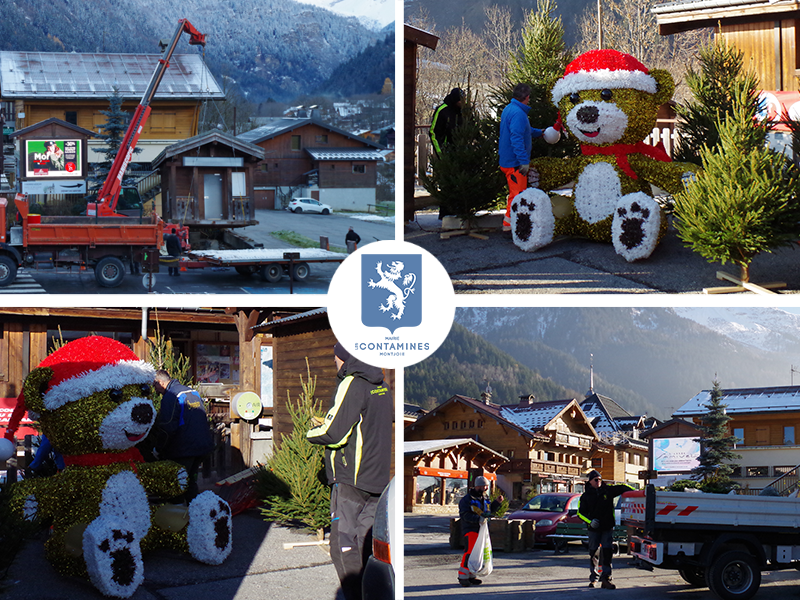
[83,471,150,598]
[187,491,233,565]
[611,192,662,262]
[99,398,156,451]
[511,188,555,252]
[574,162,621,224]
[565,101,628,146]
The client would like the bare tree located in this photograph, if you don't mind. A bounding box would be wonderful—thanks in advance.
[483,5,519,84]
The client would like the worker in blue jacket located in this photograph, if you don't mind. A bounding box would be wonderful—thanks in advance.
[578,470,633,589]
[153,369,215,502]
[457,475,504,587]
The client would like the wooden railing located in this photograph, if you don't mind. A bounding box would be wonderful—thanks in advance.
[176,195,199,222]
[759,464,800,496]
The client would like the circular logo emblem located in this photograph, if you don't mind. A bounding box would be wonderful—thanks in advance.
[327,240,455,369]
[65,162,76,172]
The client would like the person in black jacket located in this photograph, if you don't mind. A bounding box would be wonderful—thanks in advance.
[578,470,633,589]
[307,343,392,600]
[457,475,504,587]
[164,228,182,276]
[345,226,361,253]
[152,370,215,503]
[429,87,465,157]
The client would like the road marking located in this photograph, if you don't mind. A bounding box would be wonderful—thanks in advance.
[0,269,47,293]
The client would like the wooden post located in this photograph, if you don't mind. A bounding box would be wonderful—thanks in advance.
[231,309,262,468]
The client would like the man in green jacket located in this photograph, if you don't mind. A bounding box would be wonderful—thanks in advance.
[578,470,633,589]
[307,343,392,600]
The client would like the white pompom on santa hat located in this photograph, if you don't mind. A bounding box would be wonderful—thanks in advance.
[551,49,657,105]
[38,336,154,412]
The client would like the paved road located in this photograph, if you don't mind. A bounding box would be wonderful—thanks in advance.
[0,209,394,295]
[404,514,800,600]
[405,210,800,294]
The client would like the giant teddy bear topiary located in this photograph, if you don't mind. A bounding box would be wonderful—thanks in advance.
[510,49,699,261]
[9,336,232,598]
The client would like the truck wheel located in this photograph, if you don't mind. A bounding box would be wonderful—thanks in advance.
[706,551,760,600]
[678,565,706,587]
[261,263,283,283]
[95,256,126,288]
[291,262,310,281]
[0,255,18,286]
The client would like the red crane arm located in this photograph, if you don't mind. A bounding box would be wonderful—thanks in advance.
[88,19,206,217]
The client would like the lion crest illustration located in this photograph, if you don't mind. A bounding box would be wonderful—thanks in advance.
[367,260,417,320]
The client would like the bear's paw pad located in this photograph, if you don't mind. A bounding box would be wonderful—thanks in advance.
[611,194,661,262]
[84,520,143,598]
[187,491,233,565]
[511,188,555,252]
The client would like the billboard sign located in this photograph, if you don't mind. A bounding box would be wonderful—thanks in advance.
[25,139,82,178]
[652,436,701,473]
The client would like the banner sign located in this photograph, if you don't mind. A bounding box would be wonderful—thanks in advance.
[652,436,701,473]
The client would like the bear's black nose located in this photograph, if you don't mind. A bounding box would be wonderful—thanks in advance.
[131,403,154,425]
[577,105,599,124]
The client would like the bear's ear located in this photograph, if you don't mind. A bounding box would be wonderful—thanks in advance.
[650,69,675,106]
[22,366,53,415]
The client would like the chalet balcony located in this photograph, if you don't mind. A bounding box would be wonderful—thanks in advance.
[552,431,593,449]
[498,458,583,478]
[173,195,255,227]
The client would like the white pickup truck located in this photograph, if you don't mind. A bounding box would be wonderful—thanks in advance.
[621,485,800,600]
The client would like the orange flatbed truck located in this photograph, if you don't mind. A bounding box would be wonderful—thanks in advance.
[0,194,163,287]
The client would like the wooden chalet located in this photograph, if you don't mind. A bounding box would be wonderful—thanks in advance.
[653,0,800,92]
[251,308,396,454]
[403,24,439,222]
[405,393,601,501]
[151,130,264,229]
[237,117,385,212]
[674,385,800,490]
[404,438,508,512]
[0,51,224,163]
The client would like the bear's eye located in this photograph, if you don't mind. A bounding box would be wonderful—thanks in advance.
[601,89,613,101]
[569,92,580,104]
[109,389,124,403]
[139,384,150,396]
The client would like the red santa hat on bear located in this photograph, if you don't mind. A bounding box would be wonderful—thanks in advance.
[551,49,658,105]
[39,336,154,412]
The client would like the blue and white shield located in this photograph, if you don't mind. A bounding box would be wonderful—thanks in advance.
[361,254,422,333]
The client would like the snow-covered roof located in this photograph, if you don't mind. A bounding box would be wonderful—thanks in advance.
[237,117,383,149]
[0,52,223,100]
[653,0,786,15]
[306,148,384,161]
[500,399,579,431]
[152,130,263,168]
[674,385,800,417]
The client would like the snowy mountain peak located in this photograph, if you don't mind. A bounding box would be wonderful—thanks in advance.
[296,0,394,29]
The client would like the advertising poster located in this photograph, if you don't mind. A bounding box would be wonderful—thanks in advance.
[653,437,701,473]
[25,139,82,178]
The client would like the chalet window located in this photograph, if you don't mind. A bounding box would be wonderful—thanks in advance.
[315,134,328,143]
[592,458,603,468]
[291,135,301,151]
[633,454,641,466]
[469,420,475,428]
[477,420,484,428]
[149,112,177,133]
[452,421,457,430]
[461,420,467,429]
[774,465,794,477]
[731,466,743,477]
[260,164,269,172]
[785,426,795,445]
[507,449,515,458]
[746,466,768,477]
[65,111,77,125]
[443,421,449,430]
[352,164,366,174]
[733,427,745,447]
[546,452,555,462]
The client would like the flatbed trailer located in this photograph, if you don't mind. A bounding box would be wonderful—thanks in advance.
[184,248,347,282]
[621,485,800,600]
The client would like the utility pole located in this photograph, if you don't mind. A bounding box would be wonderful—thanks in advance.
[597,0,603,49]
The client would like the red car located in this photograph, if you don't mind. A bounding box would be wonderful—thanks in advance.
[506,492,583,545]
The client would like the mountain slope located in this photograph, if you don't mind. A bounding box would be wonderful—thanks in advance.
[0,0,386,102]
[315,33,394,96]
[454,307,799,418]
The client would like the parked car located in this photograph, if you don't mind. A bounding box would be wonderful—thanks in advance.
[363,478,394,600]
[506,492,582,545]
[288,197,332,214]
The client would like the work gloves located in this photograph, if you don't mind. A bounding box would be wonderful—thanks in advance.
[590,519,600,529]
